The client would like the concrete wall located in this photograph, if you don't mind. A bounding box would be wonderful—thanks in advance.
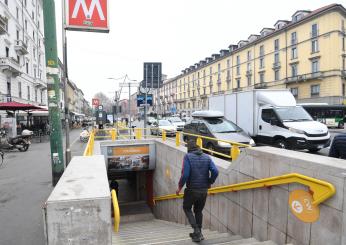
[152,140,346,245]
[44,156,111,245]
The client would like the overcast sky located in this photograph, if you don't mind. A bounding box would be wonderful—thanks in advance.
[53,0,338,102]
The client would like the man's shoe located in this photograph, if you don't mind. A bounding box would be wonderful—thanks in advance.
[191,232,202,242]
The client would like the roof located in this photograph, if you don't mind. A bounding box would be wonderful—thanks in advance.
[192,110,224,118]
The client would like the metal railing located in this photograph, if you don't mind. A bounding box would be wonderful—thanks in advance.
[153,173,336,207]
[83,126,250,161]
[111,189,120,232]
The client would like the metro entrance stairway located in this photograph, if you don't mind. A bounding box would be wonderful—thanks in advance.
[112,218,281,245]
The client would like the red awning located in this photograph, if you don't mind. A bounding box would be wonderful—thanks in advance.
[0,101,44,111]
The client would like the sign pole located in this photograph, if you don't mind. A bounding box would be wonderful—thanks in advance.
[62,0,71,165]
[43,0,65,186]
[144,64,148,138]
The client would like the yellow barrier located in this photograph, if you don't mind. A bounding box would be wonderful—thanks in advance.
[83,131,95,156]
[162,130,166,141]
[135,128,142,139]
[153,173,336,206]
[176,132,181,146]
[111,189,120,232]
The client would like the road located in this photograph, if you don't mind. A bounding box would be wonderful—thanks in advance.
[0,129,86,245]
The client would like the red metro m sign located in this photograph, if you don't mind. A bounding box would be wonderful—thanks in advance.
[66,0,109,33]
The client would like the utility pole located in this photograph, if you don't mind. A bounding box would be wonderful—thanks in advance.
[62,0,71,165]
[43,0,65,186]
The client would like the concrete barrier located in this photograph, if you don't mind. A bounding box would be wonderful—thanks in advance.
[153,140,346,245]
[43,155,111,245]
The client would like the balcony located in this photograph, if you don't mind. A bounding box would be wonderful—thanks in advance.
[232,88,242,92]
[285,72,324,84]
[0,57,22,77]
[34,78,47,89]
[191,96,196,101]
[14,40,28,55]
[0,15,7,35]
[254,83,268,89]
[272,62,281,69]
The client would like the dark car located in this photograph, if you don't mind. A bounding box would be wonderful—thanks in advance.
[183,111,255,156]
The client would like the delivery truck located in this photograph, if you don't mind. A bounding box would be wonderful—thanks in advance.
[209,89,330,152]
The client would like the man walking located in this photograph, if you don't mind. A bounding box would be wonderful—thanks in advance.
[176,139,219,242]
[329,133,346,159]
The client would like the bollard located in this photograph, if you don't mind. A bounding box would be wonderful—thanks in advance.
[176,132,181,146]
[196,137,202,148]
[162,130,166,141]
[231,145,241,160]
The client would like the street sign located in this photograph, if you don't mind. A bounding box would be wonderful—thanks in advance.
[143,63,162,89]
[137,94,153,107]
[288,189,320,223]
[92,98,100,106]
[98,105,103,111]
[66,0,109,33]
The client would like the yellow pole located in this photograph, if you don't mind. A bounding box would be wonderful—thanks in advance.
[196,137,202,148]
[135,128,142,139]
[176,132,181,146]
[111,190,120,232]
[111,129,116,141]
[231,145,240,160]
[162,130,166,141]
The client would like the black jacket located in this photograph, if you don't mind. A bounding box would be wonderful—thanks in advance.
[329,134,346,160]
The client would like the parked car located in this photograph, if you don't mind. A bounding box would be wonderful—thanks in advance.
[183,111,255,156]
[150,120,177,136]
[167,117,185,131]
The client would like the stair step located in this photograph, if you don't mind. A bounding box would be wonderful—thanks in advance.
[216,238,258,245]
[250,241,277,245]
[165,235,244,245]
[115,231,230,244]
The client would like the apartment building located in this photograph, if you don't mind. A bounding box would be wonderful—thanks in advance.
[152,78,177,116]
[0,0,47,105]
[169,4,346,115]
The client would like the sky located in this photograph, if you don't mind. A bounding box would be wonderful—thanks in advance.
[53,0,339,102]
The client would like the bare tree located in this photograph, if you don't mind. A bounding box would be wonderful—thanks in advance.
[93,92,113,113]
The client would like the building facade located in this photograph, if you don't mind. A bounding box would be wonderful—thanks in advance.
[0,0,47,105]
[161,4,346,116]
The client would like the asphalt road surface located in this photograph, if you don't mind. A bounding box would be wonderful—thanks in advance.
[0,129,86,245]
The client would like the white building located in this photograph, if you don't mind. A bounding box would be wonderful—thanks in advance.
[0,0,47,106]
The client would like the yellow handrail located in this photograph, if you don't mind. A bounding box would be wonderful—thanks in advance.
[153,173,336,206]
[111,189,120,232]
[83,130,95,156]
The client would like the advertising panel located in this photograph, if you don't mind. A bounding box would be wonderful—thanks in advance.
[137,94,153,107]
[66,0,109,33]
[107,145,153,171]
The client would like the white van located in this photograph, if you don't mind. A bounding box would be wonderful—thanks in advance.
[209,89,330,152]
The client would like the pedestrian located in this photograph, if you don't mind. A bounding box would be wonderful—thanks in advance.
[329,133,346,160]
[176,138,219,242]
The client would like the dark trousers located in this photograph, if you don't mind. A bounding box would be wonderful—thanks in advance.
[183,188,208,229]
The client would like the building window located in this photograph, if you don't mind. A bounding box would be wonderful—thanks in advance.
[343,57,345,70]
[311,39,319,53]
[311,59,319,73]
[18,82,22,98]
[247,51,251,61]
[26,62,29,74]
[217,83,221,92]
[274,70,280,81]
[247,75,251,86]
[291,32,297,45]
[5,0,8,5]
[343,84,345,97]
[274,53,279,64]
[227,80,231,90]
[16,7,19,19]
[260,73,265,83]
[311,84,320,96]
[291,64,298,77]
[236,79,241,89]
[24,0,27,7]
[274,39,279,51]
[227,59,230,68]
[247,63,251,72]
[342,37,345,51]
[6,77,11,96]
[291,47,297,59]
[217,63,221,81]
[25,20,28,31]
[27,86,30,100]
[5,47,9,57]
[259,58,264,69]
[311,23,318,38]
[259,45,264,57]
[291,87,298,97]
[236,66,240,75]
[236,55,240,65]
[41,90,43,103]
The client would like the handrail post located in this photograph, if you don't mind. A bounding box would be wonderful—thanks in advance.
[111,189,120,232]
[196,137,202,148]
[176,132,181,146]
[111,129,116,141]
[135,128,142,139]
[162,130,166,141]
[231,144,240,160]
